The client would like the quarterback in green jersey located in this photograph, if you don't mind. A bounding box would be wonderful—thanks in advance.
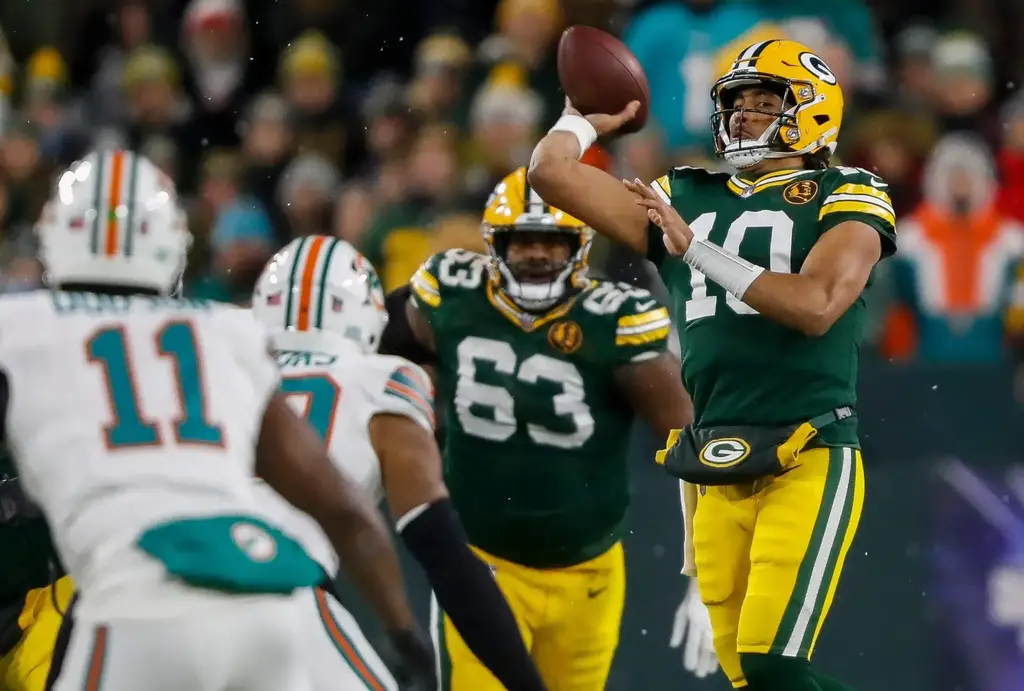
[396,166,701,691]
[529,38,896,691]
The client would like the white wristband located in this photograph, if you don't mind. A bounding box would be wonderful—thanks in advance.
[682,238,765,299]
[548,114,598,160]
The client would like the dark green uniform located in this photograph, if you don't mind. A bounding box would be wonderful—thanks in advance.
[0,449,62,661]
[648,165,897,446]
[410,249,670,568]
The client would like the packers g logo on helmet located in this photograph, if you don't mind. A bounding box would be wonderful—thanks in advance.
[710,39,844,170]
[699,438,752,468]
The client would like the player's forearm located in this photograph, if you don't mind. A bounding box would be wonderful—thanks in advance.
[680,238,838,336]
[742,271,837,336]
[528,135,649,255]
[323,501,418,635]
[399,500,548,691]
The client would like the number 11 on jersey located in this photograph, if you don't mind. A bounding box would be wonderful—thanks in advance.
[87,320,224,449]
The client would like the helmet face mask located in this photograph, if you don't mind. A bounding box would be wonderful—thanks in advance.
[489,227,588,312]
[710,40,843,170]
[482,168,593,312]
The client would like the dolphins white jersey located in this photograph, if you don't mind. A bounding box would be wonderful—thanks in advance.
[253,342,435,574]
[0,291,280,609]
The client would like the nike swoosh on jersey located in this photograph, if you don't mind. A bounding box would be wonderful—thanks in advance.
[635,300,658,312]
[868,177,888,188]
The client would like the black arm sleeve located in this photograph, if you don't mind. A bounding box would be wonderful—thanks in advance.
[646,222,668,267]
[378,286,436,366]
[400,499,546,691]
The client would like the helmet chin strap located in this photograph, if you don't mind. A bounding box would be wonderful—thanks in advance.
[718,92,828,170]
[496,260,574,311]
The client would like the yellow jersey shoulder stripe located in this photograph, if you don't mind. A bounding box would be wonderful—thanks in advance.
[651,175,672,202]
[819,200,896,227]
[410,265,441,308]
[617,306,670,329]
[616,306,671,346]
[832,183,892,204]
[616,325,671,347]
[822,193,895,216]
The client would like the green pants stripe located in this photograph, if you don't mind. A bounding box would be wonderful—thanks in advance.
[771,446,858,658]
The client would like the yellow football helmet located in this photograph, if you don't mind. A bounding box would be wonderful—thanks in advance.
[710,39,844,169]
[482,167,593,311]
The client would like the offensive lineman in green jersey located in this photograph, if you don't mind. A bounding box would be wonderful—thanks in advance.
[395,166,705,691]
[529,38,896,691]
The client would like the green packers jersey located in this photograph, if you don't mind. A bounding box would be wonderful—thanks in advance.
[648,166,897,447]
[0,450,59,607]
[410,249,671,568]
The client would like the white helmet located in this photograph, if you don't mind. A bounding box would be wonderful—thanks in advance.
[37,150,191,295]
[252,236,387,355]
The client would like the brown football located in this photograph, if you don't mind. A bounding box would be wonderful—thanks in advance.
[557,25,650,134]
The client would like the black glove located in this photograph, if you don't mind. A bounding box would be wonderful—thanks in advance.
[388,627,437,691]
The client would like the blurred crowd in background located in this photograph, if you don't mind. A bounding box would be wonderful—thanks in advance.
[0,0,1023,366]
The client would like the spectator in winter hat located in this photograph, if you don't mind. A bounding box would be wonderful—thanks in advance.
[240,91,295,242]
[279,31,352,171]
[893,23,938,113]
[179,0,261,158]
[21,47,84,166]
[121,45,197,190]
[277,153,341,238]
[463,82,542,206]
[362,78,420,169]
[887,133,1024,362]
[929,32,999,144]
[408,32,472,122]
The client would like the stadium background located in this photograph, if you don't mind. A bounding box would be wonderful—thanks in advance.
[0,0,1023,688]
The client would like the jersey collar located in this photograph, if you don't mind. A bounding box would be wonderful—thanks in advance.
[726,168,816,198]
[485,278,594,332]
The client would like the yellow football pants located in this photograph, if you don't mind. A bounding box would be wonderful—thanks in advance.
[0,576,74,691]
[693,446,864,688]
[432,542,625,691]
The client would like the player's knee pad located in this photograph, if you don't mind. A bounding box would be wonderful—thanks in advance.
[740,652,818,691]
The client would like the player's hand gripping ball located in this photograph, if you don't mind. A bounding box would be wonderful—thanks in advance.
[557,25,650,134]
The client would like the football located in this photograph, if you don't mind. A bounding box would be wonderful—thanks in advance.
[557,25,650,134]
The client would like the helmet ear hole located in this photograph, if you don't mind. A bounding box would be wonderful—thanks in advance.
[814,114,830,125]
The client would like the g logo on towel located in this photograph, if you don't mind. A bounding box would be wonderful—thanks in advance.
[699,438,751,468]
[231,521,278,562]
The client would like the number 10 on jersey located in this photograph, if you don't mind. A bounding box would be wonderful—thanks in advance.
[87,321,224,449]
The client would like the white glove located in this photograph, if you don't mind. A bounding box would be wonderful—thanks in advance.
[669,578,719,678]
